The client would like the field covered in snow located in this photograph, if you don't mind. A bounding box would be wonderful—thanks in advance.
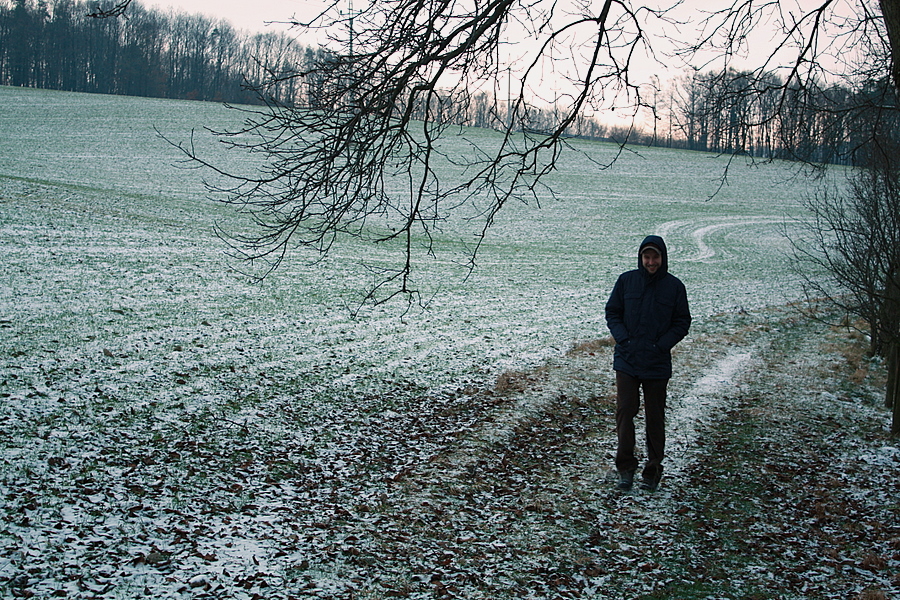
[0,85,823,388]
[2,86,897,599]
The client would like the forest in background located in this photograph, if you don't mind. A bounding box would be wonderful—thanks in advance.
[0,0,897,164]
[0,0,315,105]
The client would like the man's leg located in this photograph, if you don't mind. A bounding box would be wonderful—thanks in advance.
[615,371,641,476]
[641,378,669,489]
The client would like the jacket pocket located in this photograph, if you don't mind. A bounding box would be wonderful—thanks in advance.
[623,291,642,330]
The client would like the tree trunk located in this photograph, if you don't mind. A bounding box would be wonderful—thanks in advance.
[888,259,900,433]
[890,343,900,435]
[882,0,900,90]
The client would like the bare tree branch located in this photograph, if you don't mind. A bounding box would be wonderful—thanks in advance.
[155,0,900,309]
[87,0,132,19]
[171,0,683,305]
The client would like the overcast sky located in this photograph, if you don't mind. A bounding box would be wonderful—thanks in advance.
[146,0,330,33]
[147,0,854,103]
[145,0,848,67]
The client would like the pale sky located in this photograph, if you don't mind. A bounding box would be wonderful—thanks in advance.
[147,0,854,74]
[149,0,857,126]
[146,0,332,33]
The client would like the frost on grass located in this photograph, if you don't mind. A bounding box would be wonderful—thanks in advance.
[1,88,897,598]
[3,268,898,599]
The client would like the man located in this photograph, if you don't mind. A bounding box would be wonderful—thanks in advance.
[605,235,691,491]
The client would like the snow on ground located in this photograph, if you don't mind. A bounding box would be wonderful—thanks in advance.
[3,269,897,599]
[1,88,897,599]
[664,349,755,481]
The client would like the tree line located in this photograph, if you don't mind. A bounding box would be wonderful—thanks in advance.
[666,68,899,166]
[0,0,322,104]
[2,0,896,167]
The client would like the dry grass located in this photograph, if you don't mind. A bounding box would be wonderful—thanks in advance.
[567,337,614,356]
[826,322,889,388]
[494,366,548,394]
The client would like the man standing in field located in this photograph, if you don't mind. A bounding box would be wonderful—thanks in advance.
[605,235,691,491]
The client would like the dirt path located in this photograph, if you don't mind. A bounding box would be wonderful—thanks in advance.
[355,306,900,599]
[3,306,897,599]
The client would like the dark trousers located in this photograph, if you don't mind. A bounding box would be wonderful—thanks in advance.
[615,371,669,482]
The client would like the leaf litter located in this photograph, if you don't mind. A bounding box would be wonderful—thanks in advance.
[1,89,898,598]
[2,289,897,598]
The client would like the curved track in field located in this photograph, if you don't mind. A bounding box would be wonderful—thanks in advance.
[656,216,786,263]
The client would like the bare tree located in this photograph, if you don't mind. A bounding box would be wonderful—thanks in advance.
[884,0,900,87]
[794,137,899,350]
[167,0,680,305]
[99,0,900,306]
[773,0,900,434]
[792,121,900,431]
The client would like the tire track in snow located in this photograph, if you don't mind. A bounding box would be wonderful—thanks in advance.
[413,344,760,489]
[664,349,758,481]
[656,216,778,263]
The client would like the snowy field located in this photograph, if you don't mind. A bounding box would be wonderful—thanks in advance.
[1,86,873,599]
[0,85,829,394]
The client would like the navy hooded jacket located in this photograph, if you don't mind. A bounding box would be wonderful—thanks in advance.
[605,235,691,379]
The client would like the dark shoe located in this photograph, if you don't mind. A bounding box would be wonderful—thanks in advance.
[616,469,635,490]
[640,465,662,492]
[639,476,660,492]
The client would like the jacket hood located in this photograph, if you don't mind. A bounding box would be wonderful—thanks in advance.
[638,235,668,277]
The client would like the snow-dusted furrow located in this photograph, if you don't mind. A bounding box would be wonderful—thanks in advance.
[665,349,757,479]
[657,216,781,263]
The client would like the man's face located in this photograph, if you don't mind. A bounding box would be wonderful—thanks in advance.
[642,248,661,274]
